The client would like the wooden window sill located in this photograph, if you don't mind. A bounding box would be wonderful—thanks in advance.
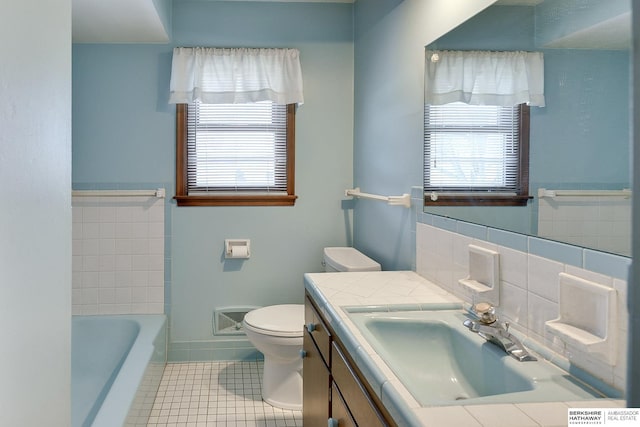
[424,194,532,207]
[174,194,298,207]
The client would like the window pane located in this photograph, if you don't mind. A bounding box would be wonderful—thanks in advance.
[429,132,517,187]
[187,101,287,192]
[194,132,278,187]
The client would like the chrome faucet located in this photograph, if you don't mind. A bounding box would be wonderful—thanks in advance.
[462,302,537,362]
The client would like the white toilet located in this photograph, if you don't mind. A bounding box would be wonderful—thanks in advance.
[242,247,381,410]
[243,304,304,410]
[322,246,381,272]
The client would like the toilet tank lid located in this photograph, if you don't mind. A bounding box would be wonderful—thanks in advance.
[243,304,304,335]
[323,247,381,272]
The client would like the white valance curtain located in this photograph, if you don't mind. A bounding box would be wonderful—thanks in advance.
[169,47,304,105]
[424,50,545,107]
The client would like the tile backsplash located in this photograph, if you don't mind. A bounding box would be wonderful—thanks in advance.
[538,196,631,257]
[72,194,165,315]
[415,221,628,394]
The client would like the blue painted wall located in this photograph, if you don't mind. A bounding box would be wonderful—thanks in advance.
[353,2,629,265]
[352,0,494,270]
[73,1,354,360]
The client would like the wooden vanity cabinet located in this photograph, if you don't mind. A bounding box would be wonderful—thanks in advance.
[303,293,394,427]
[303,295,332,427]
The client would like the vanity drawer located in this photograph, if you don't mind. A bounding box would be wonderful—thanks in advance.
[305,295,331,366]
[331,381,356,427]
[331,342,387,427]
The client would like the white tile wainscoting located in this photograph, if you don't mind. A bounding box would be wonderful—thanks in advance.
[72,194,165,315]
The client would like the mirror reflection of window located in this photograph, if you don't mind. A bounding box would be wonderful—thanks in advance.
[424,102,530,205]
[422,1,631,257]
[423,49,543,206]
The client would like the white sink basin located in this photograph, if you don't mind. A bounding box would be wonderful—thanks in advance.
[347,309,607,406]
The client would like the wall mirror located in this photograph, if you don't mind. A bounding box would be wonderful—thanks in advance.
[423,0,632,257]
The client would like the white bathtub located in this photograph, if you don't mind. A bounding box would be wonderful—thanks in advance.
[71,315,166,427]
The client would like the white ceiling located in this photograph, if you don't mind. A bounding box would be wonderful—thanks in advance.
[72,0,354,43]
[494,0,543,4]
[493,0,629,49]
[73,0,170,43]
[69,0,527,44]
[72,0,629,48]
[543,11,631,49]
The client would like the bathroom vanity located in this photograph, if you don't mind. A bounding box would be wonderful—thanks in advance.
[303,293,391,426]
[302,271,624,427]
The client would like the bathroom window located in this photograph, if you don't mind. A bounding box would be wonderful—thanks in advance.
[169,47,303,207]
[175,101,297,206]
[423,102,531,206]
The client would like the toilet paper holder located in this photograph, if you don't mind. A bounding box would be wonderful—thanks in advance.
[225,239,251,259]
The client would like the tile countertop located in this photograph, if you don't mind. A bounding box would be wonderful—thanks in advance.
[303,271,625,427]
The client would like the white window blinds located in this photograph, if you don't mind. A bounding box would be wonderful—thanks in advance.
[169,47,304,105]
[187,101,288,193]
[424,102,523,193]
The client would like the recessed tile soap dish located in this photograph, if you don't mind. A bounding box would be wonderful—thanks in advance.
[545,273,617,365]
[458,244,500,306]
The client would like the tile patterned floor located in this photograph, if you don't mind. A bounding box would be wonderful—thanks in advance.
[147,361,302,427]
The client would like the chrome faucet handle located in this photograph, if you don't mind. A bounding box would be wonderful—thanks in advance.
[473,302,497,324]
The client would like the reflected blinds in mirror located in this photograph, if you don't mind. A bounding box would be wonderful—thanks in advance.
[424,102,525,194]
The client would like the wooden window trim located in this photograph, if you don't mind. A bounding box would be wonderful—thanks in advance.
[175,103,298,207]
[424,104,531,207]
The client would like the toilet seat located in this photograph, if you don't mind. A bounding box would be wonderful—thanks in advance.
[243,304,303,338]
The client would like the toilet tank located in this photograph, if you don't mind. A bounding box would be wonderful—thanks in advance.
[323,247,381,272]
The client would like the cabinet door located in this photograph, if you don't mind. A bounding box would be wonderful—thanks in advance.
[303,329,331,427]
[331,382,356,427]
[332,343,387,427]
[305,295,331,364]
